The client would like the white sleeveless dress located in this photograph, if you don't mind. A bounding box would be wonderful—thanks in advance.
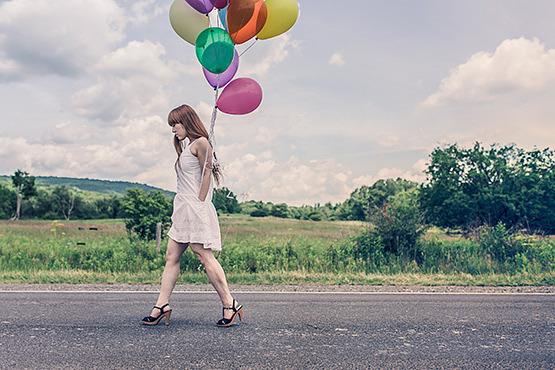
[167,138,222,251]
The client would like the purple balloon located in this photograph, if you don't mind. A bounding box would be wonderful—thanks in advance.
[185,0,213,14]
[203,49,239,89]
[217,77,263,115]
[210,0,228,9]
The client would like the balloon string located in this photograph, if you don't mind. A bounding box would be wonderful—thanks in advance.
[204,87,220,185]
[200,87,219,205]
[239,38,258,57]
[209,87,219,147]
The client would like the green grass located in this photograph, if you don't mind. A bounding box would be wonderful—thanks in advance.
[0,216,552,286]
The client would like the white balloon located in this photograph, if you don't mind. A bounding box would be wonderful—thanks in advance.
[169,0,209,46]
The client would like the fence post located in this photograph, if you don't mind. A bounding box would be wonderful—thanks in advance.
[156,222,162,253]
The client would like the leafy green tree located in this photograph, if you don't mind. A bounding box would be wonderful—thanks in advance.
[286,204,324,221]
[420,144,473,228]
[337,186,371,220]
[71,196,98,219]
[0,184,16,219]
[121,189,172,240]
[338,178,418,221]
[239,200,258,215]
[321,201,340,220]
[512,148,555,233]
[288,205,308,220]
[307,209,322,221]
[287,206,302,220]
[24,188,54,219]
[249,201,269,217]
[212,187,241,214]
[366,179,418,216]
[11,169,37,220]
[51,186,77,220]
[94,196,122,219]
[421,143,555,233]
[270,203,289,218]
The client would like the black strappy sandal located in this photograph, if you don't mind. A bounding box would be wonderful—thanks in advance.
[217,298,244,327]
[142,303,172,326]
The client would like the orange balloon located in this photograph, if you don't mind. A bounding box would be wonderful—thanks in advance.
[227,0,267,44]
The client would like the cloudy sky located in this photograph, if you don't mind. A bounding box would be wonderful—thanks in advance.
[1,1,554,206]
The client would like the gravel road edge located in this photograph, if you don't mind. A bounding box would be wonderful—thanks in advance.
[1,283,553,293]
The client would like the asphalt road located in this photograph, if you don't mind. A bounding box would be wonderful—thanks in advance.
[0,291,553,369]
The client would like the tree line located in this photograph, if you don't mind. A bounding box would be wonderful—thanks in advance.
[0,170,122,220]
[236,143,555,234]
[1,142,554,235]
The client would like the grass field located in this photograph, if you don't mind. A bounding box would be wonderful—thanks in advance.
[0,216,552,286]
[0,215,365,242]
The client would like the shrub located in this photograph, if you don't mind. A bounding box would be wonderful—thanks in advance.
[373,188,427,261]
[250,208,269,217]
[351,229,385,271]
[121,189,172,240]
[270,203,289,218]
[249,201,269,217]
[476,223,522,262]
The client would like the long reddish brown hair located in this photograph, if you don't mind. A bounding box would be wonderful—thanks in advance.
[168,104,222,186]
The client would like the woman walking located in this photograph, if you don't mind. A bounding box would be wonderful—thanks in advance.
[141,104,243,327]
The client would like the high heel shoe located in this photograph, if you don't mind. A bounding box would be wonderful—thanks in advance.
[142,303,172,326]
[217,298,244,327]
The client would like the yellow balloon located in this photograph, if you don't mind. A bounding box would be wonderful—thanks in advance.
[169,0,209,46]
[256,0,299,40]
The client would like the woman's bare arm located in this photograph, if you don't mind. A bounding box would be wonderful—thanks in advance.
[195,137,213,202]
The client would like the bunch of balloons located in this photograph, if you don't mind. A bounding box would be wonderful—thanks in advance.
[169,0,299,120]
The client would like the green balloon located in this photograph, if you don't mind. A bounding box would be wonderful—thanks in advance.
[195,28,235,74]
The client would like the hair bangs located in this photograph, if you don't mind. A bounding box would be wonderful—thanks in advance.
[167,109,181,126]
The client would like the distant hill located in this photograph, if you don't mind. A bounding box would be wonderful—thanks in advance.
[0,175,175,197]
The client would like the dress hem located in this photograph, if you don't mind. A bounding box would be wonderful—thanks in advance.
[167,231,222,251]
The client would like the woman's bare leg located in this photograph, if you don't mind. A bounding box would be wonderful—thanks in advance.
[149,238,188,316]
[189,243,235,319]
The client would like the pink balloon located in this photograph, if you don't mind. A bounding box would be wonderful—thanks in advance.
[185,0,213,14]
[210,0,228,9]
[217,78,263,115]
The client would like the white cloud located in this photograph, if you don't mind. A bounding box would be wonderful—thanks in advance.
[72,40,196,123]
[254,126,281,145]
[96,40,197,81]
[0,0,126,80]
[423,37,555,107]
[124,0,167,25]
[329,53,345,66]
[0,116,177,189]
[376,134,401,148]
[72,81,127,122]
[222,153,353,205]
[217,148,428,206]
[352,159,428,189]
[0,53,20,77]
[45,122,94,145]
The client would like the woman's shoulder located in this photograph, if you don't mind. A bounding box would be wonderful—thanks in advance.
[189,136,210,154]
[192,136,209,146]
